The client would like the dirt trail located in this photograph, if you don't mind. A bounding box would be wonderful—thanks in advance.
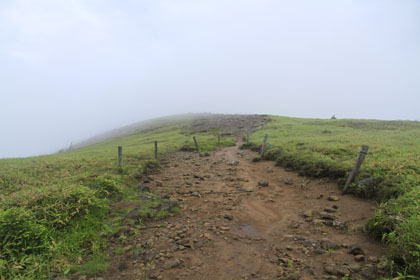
[104,142,388,280]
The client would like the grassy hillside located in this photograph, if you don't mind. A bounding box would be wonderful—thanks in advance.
[246,115,420,275]
[0,115,235,279]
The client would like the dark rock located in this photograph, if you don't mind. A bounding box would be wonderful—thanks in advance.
[323,207,337,213]
[258,180,269,187]
[320,211,335,220]
[349,245,364,255]
[303,240,317,248]
[361,266,377,279]
[324,264,350,276]
[319,240,340,250]
[138,184,150,192]
[124,208,141,221]
[118,262,128,271]
[163,258,182,269]
[224,214,233,220]
[349,264,361,272]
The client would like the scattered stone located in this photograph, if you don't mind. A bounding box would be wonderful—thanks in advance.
[267,167,273,172]
[361,266,377,279]
[124,208,141,221]
[191,192,200,198]
[137,184,150,192]
[162,200,179,211]
[320,211,335,220]
[349,263,361,272]
[324,264,350,276]
[268,255,279,264]
[303,210,313,218]
[303,240,317,248]
[313,219,325,226]
[324,264,336,274]
[354,254,365,262]
[163,258,182,269]
[279,258,289,264]
[284,177,294,185]
[224,214,233,220]
[231,161,239,166]
[258,180,269,187]
[323,207,337,213]
[348,245,364,255]
[118,262,128,271]
[319,240,340,250]
[328,195,340,201]
[367,256,379,263]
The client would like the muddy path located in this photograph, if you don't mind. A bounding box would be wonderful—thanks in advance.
[103,142,388,280]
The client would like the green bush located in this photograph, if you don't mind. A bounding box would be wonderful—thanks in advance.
[0,207,49,278]
[0,208,48,258]
[93,176,122,198]
[21,185,108,229]
[367,187,420,274]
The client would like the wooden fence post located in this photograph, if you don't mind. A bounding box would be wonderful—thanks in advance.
[342,145,369,194]
[154,141,158,159]
[193,136,199,152]
[260,134,268,157]
[218,134,221,148]
[246,134,250,144]
[118,146,123,167]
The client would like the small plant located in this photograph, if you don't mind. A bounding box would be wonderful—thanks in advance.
[341,274,350,280]
[93,176,123,198]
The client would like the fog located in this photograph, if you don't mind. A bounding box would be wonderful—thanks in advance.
[1,0,419,158]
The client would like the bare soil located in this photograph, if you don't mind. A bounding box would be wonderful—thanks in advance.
[102,140,388,280]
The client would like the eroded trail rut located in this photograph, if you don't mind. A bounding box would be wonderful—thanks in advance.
[105,143,387,280]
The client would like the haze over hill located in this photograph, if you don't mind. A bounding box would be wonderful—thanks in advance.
[1,0,419,158]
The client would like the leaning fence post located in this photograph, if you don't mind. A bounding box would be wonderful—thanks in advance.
[193,136,199,152]
[342,145,369,194]
[260,134,268,157]
[118,146,123,167]
[218,133,221,148]
[154,141,158,159]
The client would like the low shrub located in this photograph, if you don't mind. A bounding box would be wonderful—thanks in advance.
[239,143,260,152]
[93,176,123,198]
[0,207,49,278]
[367,187,420,275]
[7,185,108,230]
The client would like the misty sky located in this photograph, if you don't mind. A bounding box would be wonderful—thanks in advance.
[1,0,419,158]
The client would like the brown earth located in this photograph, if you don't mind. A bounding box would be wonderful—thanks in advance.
[101,140,388,280]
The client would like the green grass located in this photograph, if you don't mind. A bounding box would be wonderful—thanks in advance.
[0,116,235,279]
[245,115,420,275]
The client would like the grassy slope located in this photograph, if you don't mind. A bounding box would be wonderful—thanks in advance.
[0,117,234,279]
[248,116,420,275]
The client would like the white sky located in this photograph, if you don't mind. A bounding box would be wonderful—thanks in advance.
[1,0,419,157]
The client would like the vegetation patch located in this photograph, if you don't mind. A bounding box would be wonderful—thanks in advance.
[243,115,420,275]
[0,116,234,279]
